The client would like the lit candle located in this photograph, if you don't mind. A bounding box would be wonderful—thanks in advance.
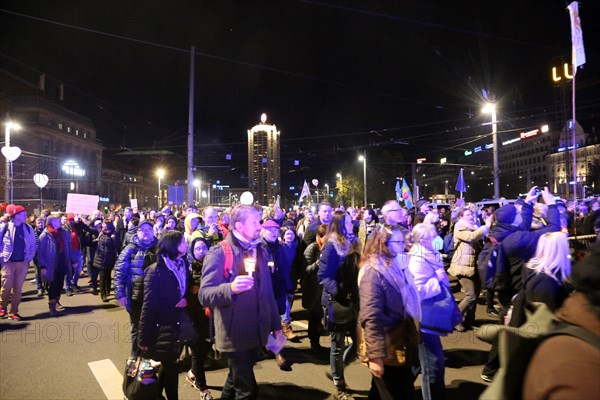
[243,258,256,276]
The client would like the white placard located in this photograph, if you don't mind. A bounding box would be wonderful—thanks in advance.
[130,199,138,209]
[66,193,99,215]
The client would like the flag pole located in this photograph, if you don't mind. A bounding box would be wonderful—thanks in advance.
[571,63,577,202]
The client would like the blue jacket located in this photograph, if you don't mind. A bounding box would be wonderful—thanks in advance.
[199,233,281,353]
[114,235,157,307]
[38,228,75,282]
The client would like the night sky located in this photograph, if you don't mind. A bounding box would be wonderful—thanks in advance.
[1,1,598,202]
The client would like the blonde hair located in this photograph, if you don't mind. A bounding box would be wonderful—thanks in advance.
[525,232,571,283]
[410,223,437,245]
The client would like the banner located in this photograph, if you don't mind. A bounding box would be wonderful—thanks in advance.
[66,193,99,215]
[567,2,586,71]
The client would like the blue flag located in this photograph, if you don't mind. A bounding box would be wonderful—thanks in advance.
[401,179,413,210]
[395,179,401,202]
[455,168,467,193]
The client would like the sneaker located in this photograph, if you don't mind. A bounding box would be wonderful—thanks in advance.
[481,374,494,382]
[275,353,286,369]
[0,308,7,318]
[66,288,74,297]
[72,284,81,292]
[199,390,213,400]
[486,308,500,317]
[37,289,45,297]
[186,370,197,389]
[8,312,22,321]
[335,386,354,400]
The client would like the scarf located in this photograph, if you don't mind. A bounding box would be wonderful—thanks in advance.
[231,229,261,257]
[47,225,65,252]
[163,255,187,298]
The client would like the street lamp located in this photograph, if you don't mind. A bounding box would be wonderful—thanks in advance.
[482,103,499,199]
[336,172,342,185]
[193,179,200,205]
[358,153,367,207]
[324,183,329,197]
[3,121,21,202]
[156,168,165,208]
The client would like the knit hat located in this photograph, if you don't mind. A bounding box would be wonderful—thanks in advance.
[6,204,26,217]
[138,220,153,230]
[66,213,76,221]
[494,204,516,224]
[261,219,280,229]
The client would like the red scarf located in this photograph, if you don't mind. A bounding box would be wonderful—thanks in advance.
[47,225,65,252]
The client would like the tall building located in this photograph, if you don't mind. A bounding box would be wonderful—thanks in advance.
[247,113,280,205]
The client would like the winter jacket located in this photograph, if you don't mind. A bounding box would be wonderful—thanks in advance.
[199,232,281,353]
[447,219,489,277]
[93,231,118,270]
[38,228,75,282]
[185,237,210,340]
[0,221,37,264]
[317,236,360,307]
[523,292,600,399]
[408,244,448,302]
[509,271,568,327]
[138,255,192,362]
[302,242,322,312]
[495,205,560,293]
[114,235,157,308]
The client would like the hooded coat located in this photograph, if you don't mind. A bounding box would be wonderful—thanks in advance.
[448,219,489,277]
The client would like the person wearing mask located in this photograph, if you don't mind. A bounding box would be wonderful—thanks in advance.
[318,210,361,400]
[138,231,193,400]
[408,223,450,400]
[39,216,76,316]
[447,208,492,332]
[185,237,213,400]
[359,224,420,399]
[93,220,119,302]
[0,204,37,320]
[200,204,283,400]
[114,220,157,357]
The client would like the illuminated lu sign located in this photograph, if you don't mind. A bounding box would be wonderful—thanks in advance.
[62,160,85,177]
[552,64,574,82]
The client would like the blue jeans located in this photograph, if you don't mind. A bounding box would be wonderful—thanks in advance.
[330,328,356,386]
[221,348,259,400]
[70,250,83,287]
[419,332,446,400]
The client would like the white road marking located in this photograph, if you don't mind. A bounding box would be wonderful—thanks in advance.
[88,359,124,400]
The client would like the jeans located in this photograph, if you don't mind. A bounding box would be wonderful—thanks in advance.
[281,294,293,323]
[0,261,30,313]
[221,348,259,400]
[457,274,481,327]
[419,332,446,400]
[128,301,142,357]
[70,250,83,287]
[330,327,357,386]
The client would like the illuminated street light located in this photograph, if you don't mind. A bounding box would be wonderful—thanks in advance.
[358,153,367,207]
[324,183,329,197]
[3,121,22,202]
[482,102,499,199]
[156,168,165,208]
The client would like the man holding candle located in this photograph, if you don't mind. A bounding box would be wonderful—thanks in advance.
[200,204,283,400]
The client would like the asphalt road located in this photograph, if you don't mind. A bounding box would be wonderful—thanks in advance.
[0,267,494,400]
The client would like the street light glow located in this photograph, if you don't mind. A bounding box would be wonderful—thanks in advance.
[482,103,495,114]
[358,155,365,162]
[156,168,165,179]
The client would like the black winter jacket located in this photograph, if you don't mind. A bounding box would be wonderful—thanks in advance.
[113,235,157,307]
[93,231,118,270]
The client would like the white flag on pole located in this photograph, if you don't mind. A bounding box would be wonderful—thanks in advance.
[567,2,586,71]
[299,180,311,202]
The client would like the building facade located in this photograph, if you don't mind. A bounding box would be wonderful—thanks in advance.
[247,114,280,204]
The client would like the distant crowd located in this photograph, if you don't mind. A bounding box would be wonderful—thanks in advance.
[1,188,599,400]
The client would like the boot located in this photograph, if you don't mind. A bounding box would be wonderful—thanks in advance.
[282,322,297,340]
[49,300,59,317]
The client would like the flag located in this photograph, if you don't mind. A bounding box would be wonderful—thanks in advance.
[401,178,413,210]
[299,180,311,202]
[567,2,586,72]
[455,168,467,193]
[395,179,401,202]
[274,195,281,210]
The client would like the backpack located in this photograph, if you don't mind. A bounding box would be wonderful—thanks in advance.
[477,236,499,291]
[477,302,600,400]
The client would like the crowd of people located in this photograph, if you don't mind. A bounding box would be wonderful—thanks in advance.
[0,188,598,400]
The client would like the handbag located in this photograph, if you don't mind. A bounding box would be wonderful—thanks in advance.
[357,317,419,367]
[123,356,161,400]
[323,296,356,331]
[420,283,462,334]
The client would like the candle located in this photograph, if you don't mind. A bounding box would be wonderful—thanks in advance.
[243,258,256,276]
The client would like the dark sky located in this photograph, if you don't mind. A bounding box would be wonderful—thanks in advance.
[1,0,598,197]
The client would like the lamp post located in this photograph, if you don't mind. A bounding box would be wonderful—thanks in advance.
[156,168,165,209]
[325,183,329,197]
[358,153,367,207]
[336,172,342,185]
[193,179,200,206]
[3,121,21,202]
[482,103,499,199]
